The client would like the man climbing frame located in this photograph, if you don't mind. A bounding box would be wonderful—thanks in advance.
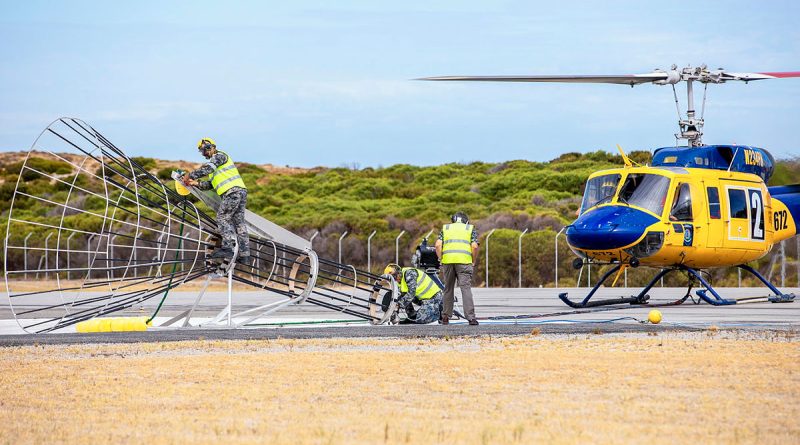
[183,137,250,262]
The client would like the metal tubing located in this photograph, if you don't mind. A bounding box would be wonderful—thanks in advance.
[485,228,496,288]
[66,232,76,280]
[395,230,406,265]
[87,234,97,280]
[337,231,348,265]
[109,234,118,279]
[518,228,528,288]
[23,232,32,280]
[309,230,319,246]
[43,233,53,280]
[367,230,377,273]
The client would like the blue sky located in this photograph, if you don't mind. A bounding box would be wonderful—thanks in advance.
[0,1,798,166]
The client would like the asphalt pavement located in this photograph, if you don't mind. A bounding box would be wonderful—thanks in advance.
[1,287,797,346]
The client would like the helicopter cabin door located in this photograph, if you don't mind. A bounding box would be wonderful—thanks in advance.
[721,182,766,250]
[667,182,698,253]
[704,184,724,248]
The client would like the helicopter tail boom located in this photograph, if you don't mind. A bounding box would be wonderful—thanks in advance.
[769,184,800,242]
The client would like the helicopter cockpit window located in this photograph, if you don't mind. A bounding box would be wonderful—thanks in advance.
[580,174,621,213]
[669,183,693,221]
[618,173,670,216]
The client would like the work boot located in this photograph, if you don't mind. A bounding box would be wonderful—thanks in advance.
[439,314,449,325]
[468,318,479,326]
[210,248,234,260]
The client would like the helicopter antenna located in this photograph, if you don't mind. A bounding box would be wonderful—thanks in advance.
[727,146,740,172]
[419,65,800,148]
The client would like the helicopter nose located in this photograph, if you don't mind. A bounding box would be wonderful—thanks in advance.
[566,206,659,250]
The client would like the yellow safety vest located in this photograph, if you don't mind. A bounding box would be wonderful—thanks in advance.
[398,267,441,300]
[209,151,246,195]
[441,223,473,264]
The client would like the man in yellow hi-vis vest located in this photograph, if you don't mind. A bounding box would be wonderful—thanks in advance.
[434,211,479,325]
[383,263,443,324]
[183,138,250,262]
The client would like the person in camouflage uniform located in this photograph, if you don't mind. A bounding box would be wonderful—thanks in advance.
[384,264,443,324]
[183,138,250,261]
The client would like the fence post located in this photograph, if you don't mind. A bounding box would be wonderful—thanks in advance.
[23,232,32,280]
[518,228,528,288]
[780,240,786,288]
[110,234,118,279]
[367,230,377,273]
[67,232,77,280]
[156,232,166,263]
[554,227,565,288]
[395,230,406,265]
[87,234,97,280]
[624,267,628,288]
[338,231,349,265]
[43,232,53,280]
[485,228,496,288]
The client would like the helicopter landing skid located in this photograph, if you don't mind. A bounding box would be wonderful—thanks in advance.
[559,264,795,308]
[559,264,654,308]
[689,264,795,305]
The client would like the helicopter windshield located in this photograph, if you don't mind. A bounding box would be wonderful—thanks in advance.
[618,173,670,216]
[580,174,621,213]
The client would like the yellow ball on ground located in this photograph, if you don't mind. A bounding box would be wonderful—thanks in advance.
[648,309,662,324]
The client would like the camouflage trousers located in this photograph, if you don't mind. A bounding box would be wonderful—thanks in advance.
[217,187,250,257]
[398,292,443,324]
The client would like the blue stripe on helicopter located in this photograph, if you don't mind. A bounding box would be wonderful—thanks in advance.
[769,184,800,234]
[566,205,659,250]
[652,145,775,182]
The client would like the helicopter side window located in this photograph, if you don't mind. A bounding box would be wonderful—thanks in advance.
[669,183,693,221]
[707,187,721,219]
[618,173,670,216]
[728,189,748,219]
[580,174,621,213]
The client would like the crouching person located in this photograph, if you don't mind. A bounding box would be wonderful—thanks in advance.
[383,263,443,324]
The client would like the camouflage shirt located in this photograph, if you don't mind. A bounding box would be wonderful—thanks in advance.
[189,151,242,194]
[401,268,420,297]
[189,152,228,191]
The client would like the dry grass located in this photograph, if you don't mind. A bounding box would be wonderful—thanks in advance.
[0,333,798,444]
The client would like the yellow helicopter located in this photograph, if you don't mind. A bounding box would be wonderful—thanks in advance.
[421,65,800,307]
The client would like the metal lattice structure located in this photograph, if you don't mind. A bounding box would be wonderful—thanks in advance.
[4,118,397,333]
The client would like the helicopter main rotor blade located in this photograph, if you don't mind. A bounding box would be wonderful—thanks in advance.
[417,74,668,86]
[721,71,800,81]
